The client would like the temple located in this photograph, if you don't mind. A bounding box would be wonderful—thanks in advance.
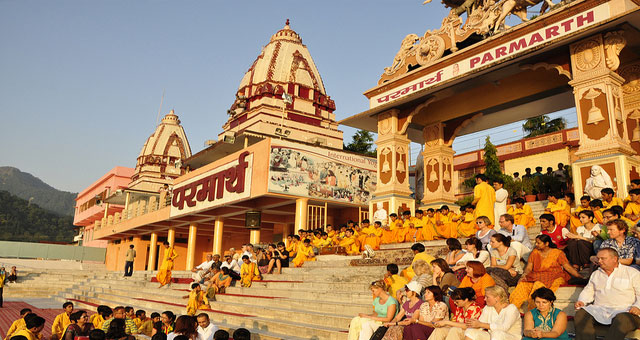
[75,21,376,271]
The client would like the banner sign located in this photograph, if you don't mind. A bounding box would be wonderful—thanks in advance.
[370,3,609,108]
[170,151,253,217]
[268,140,377,205]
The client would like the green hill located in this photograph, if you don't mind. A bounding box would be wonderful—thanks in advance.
[0,166,77,216]
[0,190,75,242]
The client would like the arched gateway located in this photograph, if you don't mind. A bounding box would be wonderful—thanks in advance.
[340,0,640,216]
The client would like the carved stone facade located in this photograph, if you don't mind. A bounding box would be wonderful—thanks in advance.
[422,122,456,206]
[569,31,639,198]
[369,109,415,218]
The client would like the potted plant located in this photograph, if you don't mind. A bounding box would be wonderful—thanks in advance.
[522,177,536,202]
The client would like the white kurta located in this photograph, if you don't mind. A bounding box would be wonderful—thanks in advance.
[494,188,508,230]
[578,264,640,324]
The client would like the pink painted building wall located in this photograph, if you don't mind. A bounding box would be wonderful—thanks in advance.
[74,166,134,247]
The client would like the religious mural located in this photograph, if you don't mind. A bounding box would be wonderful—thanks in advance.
[268,141,377,205]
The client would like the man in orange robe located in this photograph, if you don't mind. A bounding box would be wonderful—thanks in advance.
[508,198,536,229]
[435,205,459,239]
[546,193,571,229]
[381,213,401,244]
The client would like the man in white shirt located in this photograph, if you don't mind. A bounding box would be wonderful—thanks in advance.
[575,247,640,340]
[221,254,241,280]
[241,244,256,263]
[493,179,508,230]
[497,213,533,260]
[196,313,217,340]
[191,254,214,283]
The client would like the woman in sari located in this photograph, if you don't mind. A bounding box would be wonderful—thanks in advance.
[240,255,261,287]
[206,267,232,299]
[157,241,178,288]
[63,311,94,340]
[509,234,583,310]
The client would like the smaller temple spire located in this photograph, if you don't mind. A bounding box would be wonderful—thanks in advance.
[285,19,290,29]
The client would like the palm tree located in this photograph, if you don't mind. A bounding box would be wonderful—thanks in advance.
[522,115,566,138]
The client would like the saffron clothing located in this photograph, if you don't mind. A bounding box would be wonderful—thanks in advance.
[13,329,39,340]
[339,235,360,255]
[292,244,316,267]
[52,312,71,340]
[509,249,570,309]
[473,181,496,225]
[603,197,625,210]
[186,290,209,316]
[90,314,105,331]
[523,307,569,340]
[401,252,435,281]
[360,226,383,250]
[286,240,298,259]
[508,204,536,228]
[547,199,571,228]
[464,304,522,340]
[156,246,178,286]
[4,318,26,340]
[457,212,477,238]
[240,261,261,287]
[624,202,640,223]
[384,274,408,299]
[436,212,460,239]
[138,319,154,337]
[459,274,495,307]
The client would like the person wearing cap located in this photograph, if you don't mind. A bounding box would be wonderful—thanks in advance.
[382,281,424,339]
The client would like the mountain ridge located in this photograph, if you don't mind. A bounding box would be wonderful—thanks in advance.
[0,166,77,216]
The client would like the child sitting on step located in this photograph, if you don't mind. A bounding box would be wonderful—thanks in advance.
[184,283,209,316]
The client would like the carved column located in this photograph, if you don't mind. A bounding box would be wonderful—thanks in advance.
[618,61,640,183]
[422,122,456,206]
[569,30,637,198]
[370,109,415,218]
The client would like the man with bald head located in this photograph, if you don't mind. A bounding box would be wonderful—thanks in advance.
[574,247,640,340]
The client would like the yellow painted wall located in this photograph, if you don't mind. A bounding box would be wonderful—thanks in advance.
[504,148,570,177]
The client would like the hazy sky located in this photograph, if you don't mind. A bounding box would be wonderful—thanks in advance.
[0,1,568,193]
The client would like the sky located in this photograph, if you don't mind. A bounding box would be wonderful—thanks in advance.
[0,1,572,193]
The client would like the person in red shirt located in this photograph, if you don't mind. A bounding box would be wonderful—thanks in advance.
[540,213,568,249]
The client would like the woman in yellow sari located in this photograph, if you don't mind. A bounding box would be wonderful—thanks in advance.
[157,241,178,287]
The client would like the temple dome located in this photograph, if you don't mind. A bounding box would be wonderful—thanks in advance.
[130,110,192,191]
[237,19,327,96]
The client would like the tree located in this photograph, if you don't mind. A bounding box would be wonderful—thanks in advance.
[483,136,502,182]
[522,115,566,138]
[344,130,377,157]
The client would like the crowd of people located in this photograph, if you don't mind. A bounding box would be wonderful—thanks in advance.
[4,302,252,340]
[346,173,640,340]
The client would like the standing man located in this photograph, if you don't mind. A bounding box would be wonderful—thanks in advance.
[472,174,496,226]
[124,245,136,277]
[574,248,640,340]
[493,178,508,230]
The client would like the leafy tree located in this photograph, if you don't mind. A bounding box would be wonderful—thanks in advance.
[483,136,502,182]
[344,130,377,157]
[522,115,566,138]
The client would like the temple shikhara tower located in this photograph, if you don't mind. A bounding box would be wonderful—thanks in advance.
[223,20,342,149]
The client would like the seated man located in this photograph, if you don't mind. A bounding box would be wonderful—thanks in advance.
[51,302,74,340]
[545,192,571,229]
[101,306,138,335]
[575,247,640,340]
[400,243,435,281]
[435,205,459,239]
[599,219,640,270]
[383,263,408,299]
[338,228,360,255]
[191,254,214,283]
[601,187,625,210]
[292,238,316,267]
[4,308,32,340]
[508,197,535,229]
[497,213,533,260]
[624,189,640,224]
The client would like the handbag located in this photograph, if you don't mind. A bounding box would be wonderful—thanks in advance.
[369,326,388,340]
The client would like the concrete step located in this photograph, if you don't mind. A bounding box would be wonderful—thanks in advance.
[224,286,373,304]
[57,292,349,340]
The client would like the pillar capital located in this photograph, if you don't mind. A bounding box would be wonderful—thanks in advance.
[421,122,456,206]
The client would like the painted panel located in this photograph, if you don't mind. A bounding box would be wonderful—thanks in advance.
[268,140,377,205]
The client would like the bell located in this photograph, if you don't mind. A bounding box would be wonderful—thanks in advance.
[586,106,605,125]
[633,124,640,142]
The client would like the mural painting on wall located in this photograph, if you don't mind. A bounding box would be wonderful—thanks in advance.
[268,141,377,205]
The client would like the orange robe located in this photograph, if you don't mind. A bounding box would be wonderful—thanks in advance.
[381,219,402,244]
[603,197,625,209]
[547,199,571,228]
[624,202,640,224]
[457,212,476,238]
[402,218,419,243]
[421,216,439,241]
[360,226,382,250]
[508,205,536,229]
[293,244,316,267]
[436,212,459,239]
[338,235,360,255]
[569,206,589,233]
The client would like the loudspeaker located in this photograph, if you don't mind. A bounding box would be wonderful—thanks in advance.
[245,211,261,228]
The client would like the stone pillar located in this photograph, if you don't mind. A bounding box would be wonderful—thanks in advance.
[370,109,415,219]
[213,219,224,256]
[295,198,309,234]
[250,229,261,245]
[167,228,176,247]
[618,60,640,186]
[279,223,290,243]
[186,223,198,270]
[148,232,158,270]
[569,30,638,198]
[421,122,456,207]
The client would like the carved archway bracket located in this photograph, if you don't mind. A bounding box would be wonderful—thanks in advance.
[400,97,437,135]
[444,113,483,146]
[520,63,572,80]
